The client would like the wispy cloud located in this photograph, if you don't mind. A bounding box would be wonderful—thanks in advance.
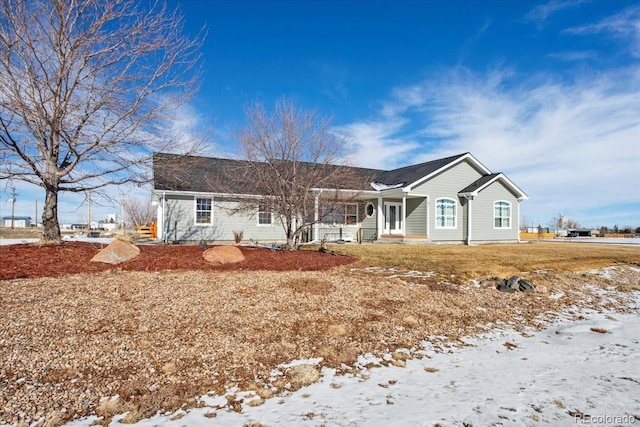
[457,18,493,66]
[547,50,598,61]
[565,4,640,56]
[310,59,350,103]
[525,0,587,28]
[333,118,419,170]
[343,65,640,226]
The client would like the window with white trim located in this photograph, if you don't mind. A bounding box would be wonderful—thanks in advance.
[435,198,456,228]
[365,202,375,218]
[494,201,511,229]
[257,201,272,225]
[321,202,358,224]
[344,203,358,224]
[195,197,212,225]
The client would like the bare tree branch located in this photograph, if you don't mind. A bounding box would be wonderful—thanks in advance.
[224,98,375,250]
[123,197,155,227]
[0,0,204,241]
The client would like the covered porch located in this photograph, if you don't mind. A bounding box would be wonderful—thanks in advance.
[364,189,430,242]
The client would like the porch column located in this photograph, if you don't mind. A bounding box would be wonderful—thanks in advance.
[314,195,319,243]
[402,194,406,235]
[466,196,473,245]
[377,196,383,238]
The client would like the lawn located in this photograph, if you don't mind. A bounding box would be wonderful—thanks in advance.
[328,241,640,281]
[1,241,639,426]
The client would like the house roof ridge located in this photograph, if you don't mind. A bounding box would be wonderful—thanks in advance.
[153,151,385,173]
[381,152,469,174]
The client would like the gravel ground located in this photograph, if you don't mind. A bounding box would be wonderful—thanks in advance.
[2,265,639,426]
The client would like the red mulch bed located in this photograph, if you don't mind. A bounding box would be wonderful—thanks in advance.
[0,242,356,280]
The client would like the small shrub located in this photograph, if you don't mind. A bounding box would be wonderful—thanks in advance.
[232,230,244,244]
[288,365,320,390]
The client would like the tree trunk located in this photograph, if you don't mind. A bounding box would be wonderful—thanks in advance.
[42,188,62,242]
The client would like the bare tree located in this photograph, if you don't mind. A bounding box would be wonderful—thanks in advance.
[123,197,155,227]
[0,0,203,242]
[229,98,374,250]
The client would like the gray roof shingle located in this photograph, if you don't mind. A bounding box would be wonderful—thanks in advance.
[153,153,383,193]
[458,173,501,194]
[373,153,469,186]
[152,152,511,196]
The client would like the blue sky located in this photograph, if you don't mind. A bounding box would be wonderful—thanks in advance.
[2,0,639,229]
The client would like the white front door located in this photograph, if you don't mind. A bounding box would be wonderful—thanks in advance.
[384,203,403,234]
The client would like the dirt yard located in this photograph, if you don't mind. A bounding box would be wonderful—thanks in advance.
[1,241,639,426]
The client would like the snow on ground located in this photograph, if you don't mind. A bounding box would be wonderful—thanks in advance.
[66,292,640,427]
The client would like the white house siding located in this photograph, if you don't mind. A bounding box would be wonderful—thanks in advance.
[405,197,427,235]
[412,160,485,243]
[162,195,287,243]
[469,182,521,242]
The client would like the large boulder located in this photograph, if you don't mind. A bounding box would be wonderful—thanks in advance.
[203,245,245,265]
[91,240,140,264]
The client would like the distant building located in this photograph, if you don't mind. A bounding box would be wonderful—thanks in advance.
[2,216,32,228]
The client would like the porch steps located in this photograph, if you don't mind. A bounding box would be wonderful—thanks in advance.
[377,234,430,244]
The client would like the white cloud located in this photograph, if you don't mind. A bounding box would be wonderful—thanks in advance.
[547,50,598,61]
[565,4,640,57]
[333,118,420,170]
[342,66,640,227]
[525,0,587,28]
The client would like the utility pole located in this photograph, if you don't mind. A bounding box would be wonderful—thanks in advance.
[35,199,38,228]
[10,186,17,229]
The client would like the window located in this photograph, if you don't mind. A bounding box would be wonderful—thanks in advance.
[494,201,511,229]
[365,202,375,218]
[344,203,358,224]
[321,202,358,224]
[436,198,456,228]
[257,201,272,225]
[195,197,212,225]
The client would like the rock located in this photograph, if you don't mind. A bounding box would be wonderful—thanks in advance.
[518,279,535,293]
[495,276,536,293]
[203,245,245,265]
[496,279,516,293]
[506,275,521,291]
[90,240,140,264]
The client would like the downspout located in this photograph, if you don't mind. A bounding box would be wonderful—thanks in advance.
[517,198,522,243]
[465,195,473,245]
[426,195,430,241]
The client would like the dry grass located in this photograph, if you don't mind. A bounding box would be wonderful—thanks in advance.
[590,327,609,334]
[327,241,640,282]
[1,243,640,425]
[287,365,321,391]
[0,227,42,239]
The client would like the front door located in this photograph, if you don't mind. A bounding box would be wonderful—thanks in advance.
[384,203,403,234]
